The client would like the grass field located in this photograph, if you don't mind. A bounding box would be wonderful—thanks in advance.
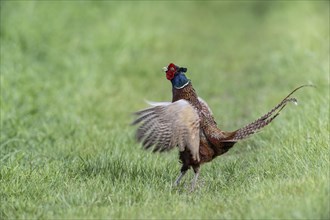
[1,1,329,219]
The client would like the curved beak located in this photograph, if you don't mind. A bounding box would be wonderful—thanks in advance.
[162,66,168,72]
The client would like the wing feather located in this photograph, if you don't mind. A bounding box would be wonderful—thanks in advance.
[132,100,201,161]
[198,97,217,126]
[198,97,214,116]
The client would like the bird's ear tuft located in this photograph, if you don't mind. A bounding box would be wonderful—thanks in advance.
[178,67,187,73]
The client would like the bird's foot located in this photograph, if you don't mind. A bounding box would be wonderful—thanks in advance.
[189,167,200,192]
[173,170,187,188]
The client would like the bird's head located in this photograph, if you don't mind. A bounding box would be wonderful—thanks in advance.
[162,63,187,81]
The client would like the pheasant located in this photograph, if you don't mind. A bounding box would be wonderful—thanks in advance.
[132,63,311,191]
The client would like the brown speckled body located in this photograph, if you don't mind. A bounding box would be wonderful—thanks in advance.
[172,82,236,173]
[172,82,201,108]
[133,63,309,191]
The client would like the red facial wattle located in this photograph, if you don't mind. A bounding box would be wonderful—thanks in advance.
[166,71,175,80]
[166,63,177,80]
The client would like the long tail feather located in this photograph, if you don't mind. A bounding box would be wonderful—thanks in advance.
[228,84,314,141]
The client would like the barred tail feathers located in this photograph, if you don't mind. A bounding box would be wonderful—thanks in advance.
[228,85,313,141]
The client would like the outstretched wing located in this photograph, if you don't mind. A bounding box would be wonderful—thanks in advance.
[198,97,217,125]
[132,100,201,161]
[198,97,214,116]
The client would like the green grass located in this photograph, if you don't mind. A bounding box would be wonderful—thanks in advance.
[1,1,329,219]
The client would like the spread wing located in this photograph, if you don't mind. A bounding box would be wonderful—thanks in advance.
[198,97,213,116]
[132,100,201,161]
[198,97,217,124]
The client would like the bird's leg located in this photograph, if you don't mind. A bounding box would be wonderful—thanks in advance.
[174,171,187,187]
[173,165,189,187]
[190,166,200,192]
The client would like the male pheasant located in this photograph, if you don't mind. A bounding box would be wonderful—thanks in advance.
[132,63,310,191]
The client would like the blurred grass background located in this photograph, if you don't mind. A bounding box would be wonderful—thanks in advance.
[1,1,329,219]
